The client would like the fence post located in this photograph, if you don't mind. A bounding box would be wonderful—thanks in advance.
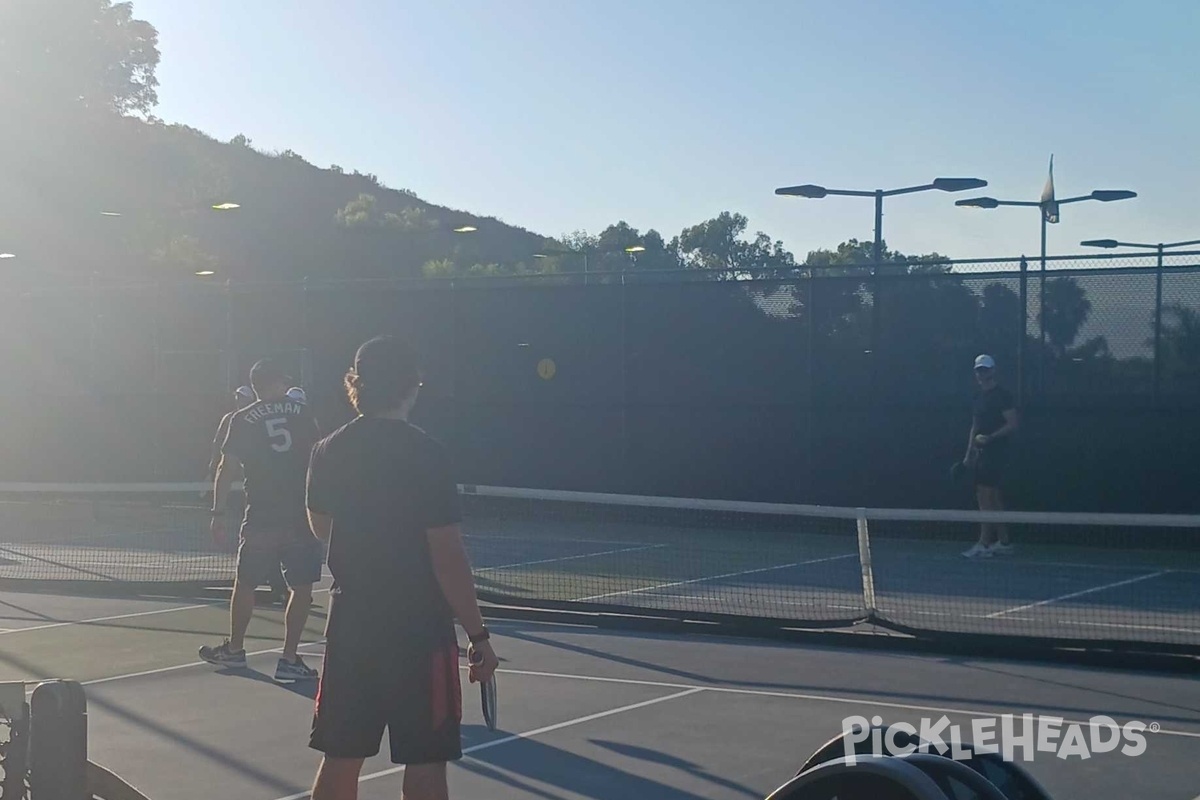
[1018,256,1028,406]
[805,271,816,501]
[619,272,629,494]
[1154,244,1164,401]
[223,278,235,394]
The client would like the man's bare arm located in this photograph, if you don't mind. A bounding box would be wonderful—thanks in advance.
[980,409,1020,445]
[427,524,486,638]
[308,510,333,542]
[211,455,235,512]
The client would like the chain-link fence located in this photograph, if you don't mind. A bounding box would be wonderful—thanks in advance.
[3,252,1199,512]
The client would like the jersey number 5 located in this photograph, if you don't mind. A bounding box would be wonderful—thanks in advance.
[265,417,293,453]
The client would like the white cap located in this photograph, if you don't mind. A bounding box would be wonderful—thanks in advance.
[974,354,996,370]
[287,386,307,403]
[235,385,254,401]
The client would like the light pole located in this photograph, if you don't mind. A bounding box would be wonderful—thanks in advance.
[775,177,988,274]
[956,160,1136,394]
[1081,237,1200,397]
[775,177,987,381]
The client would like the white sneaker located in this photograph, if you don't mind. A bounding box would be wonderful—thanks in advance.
[962,543,993,559]
[989,542,1014,556]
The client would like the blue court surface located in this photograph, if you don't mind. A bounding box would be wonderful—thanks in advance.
[0,587,1198,799]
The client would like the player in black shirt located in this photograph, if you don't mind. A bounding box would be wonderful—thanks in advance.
[206,384,288,606]
[962,354,1020,559]
[305,336,498,800]
[200,359,323,681]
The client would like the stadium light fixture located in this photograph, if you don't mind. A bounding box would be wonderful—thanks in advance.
[100,211,122,217]
[958,157,1136,402]
[0,253,15,260]
[954,196,1007,210]
[775,176,988,268]
[775,174,986,386]
[453,225,478,233]
[1090,190,1138,203]
[1081,237,1200,251]
[212,202,241,211]
[195,269,216,277]
[931,177,988,193]
[624,245,646,253]
[775,184,831,199]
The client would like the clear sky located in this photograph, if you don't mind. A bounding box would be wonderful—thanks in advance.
[135,0,1199,261]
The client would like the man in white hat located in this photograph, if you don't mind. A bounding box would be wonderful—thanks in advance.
[961,354,1019,558]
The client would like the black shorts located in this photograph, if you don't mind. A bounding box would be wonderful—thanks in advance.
[236,522,323,588]
[973,446,1008,488]
[310,596,461,764]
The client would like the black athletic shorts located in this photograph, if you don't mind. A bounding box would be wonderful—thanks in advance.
[973,445,1008,488]
[310,594,461,764]
[236,522,323,588]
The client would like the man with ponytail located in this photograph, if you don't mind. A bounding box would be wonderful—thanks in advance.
[306,336,498,800]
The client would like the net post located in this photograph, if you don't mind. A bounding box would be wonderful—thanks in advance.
[855,508,877,617]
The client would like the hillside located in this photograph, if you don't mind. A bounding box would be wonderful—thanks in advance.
[1,106,550,283]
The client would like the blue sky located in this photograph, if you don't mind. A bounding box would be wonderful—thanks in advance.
[136,0,1200,261]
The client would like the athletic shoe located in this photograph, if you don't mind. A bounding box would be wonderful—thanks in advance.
[275,656,319,681]
[961,543,993,559]
[989,542,1015,556]
[199,640,247,668]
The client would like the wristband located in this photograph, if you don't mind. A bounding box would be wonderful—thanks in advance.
[468,626,490,645]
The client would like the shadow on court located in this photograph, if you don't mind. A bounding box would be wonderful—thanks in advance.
[1,592,1198,800]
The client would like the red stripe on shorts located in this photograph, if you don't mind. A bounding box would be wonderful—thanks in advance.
[430,645,448,729]
[451,643,462,721]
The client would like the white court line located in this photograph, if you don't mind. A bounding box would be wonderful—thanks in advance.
[653,596,1030,622]
[1061,619,1200,635]
[269,688,706,800]
[575,553,856,602]
[465,533,649,547]
[0,601,221,636]
[477,544,666,572]
[20,640,323,697]
[58,649,1200,744]
[924,555,1200,574]
[987,571,1173,619]
[486,667,1200,741]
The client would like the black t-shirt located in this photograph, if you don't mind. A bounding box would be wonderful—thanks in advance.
[306,417,462,641]
[222,397,319,526]
[972,385,1016,449]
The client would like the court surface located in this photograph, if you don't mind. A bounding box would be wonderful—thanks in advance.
[466,523,1200,647]
[1,587,1198,799]
[4,504,1198,650]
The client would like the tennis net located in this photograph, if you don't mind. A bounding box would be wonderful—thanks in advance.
[0,482,1197,654]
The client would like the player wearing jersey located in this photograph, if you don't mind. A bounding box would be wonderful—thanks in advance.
[200,359,322,681]
[207,384,288,606]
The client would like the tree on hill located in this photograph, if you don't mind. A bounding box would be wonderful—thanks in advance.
[0,0,160,117]
[677,212,795,276]
[334,194,439,233]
